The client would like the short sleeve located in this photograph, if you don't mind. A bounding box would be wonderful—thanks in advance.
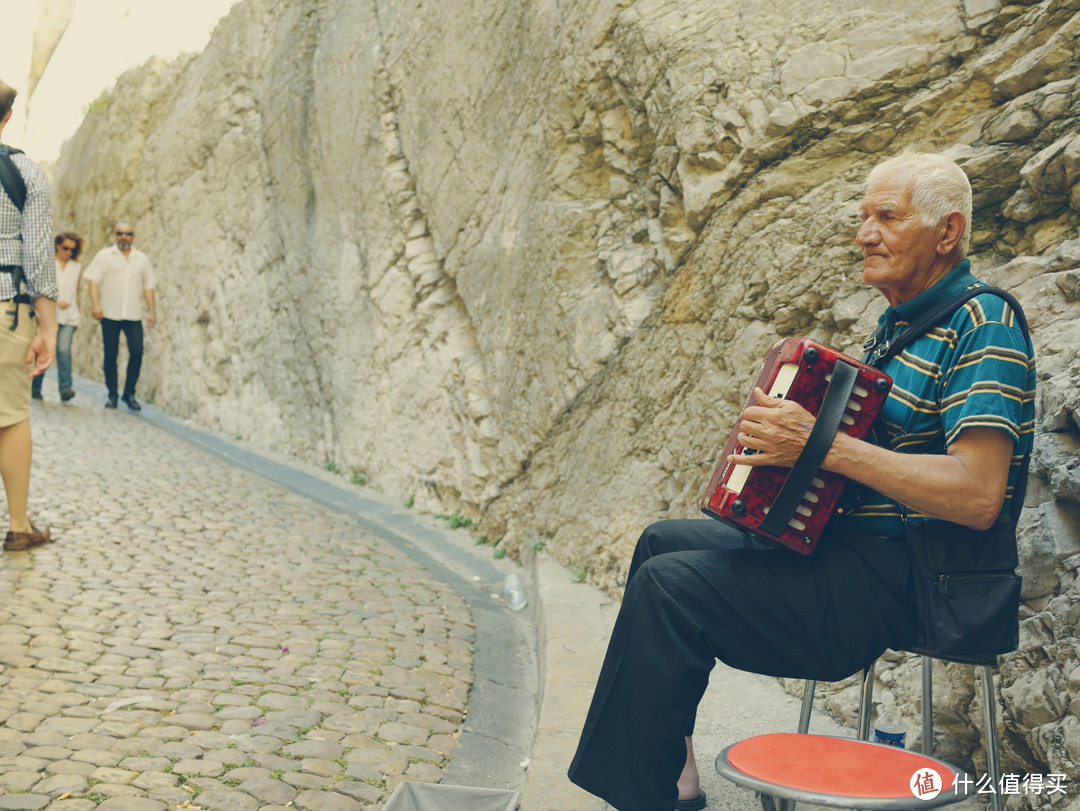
[83,252,104,284]
[939,304,1031,447]
[18,158,56,299]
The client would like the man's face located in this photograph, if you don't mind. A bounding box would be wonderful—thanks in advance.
[856,170,942,306]
[56,240,77,259]
[115,225,134,251]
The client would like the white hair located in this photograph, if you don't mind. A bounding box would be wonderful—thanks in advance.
[867,153,973,256]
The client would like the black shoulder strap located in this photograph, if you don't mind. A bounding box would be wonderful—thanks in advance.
[871,286,1028,365]
[0,146,28,213]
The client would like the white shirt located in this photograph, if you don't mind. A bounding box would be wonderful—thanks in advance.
[56,258,82,327]
[84,245,154,321]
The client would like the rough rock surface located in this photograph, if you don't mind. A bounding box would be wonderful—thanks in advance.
[51,0,1080,801]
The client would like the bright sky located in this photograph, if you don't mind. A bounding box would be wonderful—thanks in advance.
[1,0,237,163]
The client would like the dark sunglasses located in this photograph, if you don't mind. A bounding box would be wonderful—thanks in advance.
[116,231,134,236]
[59,245,76,251]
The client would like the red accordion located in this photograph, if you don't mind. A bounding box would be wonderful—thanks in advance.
[700,337,892,554]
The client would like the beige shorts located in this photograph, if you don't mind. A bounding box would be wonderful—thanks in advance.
[0,302,35,428]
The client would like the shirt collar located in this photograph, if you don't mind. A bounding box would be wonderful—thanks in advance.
[877,259,975,331]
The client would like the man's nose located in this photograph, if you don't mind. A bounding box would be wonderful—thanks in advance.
[856,220,877,245]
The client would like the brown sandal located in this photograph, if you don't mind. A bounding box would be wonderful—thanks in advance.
[4,524,51,551]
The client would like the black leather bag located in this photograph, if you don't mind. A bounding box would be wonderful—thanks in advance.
[903,516,1022,664]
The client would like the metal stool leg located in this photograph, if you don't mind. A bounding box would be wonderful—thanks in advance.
[856,661,876,740]
[799,664,875,739]
[797,680,816,735]
[979,665,1004,811]
[922,655,933,756]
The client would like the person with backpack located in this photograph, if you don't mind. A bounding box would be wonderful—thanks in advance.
[0,78,58,552]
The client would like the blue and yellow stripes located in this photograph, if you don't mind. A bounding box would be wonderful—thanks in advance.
[833,260,1036,535]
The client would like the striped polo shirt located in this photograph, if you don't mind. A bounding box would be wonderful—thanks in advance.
[831,260,1036,537]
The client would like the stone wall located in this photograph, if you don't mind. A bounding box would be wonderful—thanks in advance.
[51,0,1080,801]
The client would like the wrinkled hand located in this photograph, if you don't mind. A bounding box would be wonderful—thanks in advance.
[92,306,103,320]
[147,314,156,328]
[728,387,817,468]
[26,332,56,378]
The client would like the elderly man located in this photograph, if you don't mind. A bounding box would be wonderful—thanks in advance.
[567,153,1036,811]
[85,221,156,410]
[0,79,58,551]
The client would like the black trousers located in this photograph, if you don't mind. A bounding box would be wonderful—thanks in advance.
[101,318,143,399]
[567,519,917,811]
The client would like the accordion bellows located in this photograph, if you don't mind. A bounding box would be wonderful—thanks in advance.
[700,337,892,555]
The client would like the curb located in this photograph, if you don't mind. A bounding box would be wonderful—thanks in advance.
[520,556,612,810]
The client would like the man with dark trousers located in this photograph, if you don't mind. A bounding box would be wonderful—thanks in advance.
[567,153,1036,811]
[85,221,156,410]
[0,78,58,551]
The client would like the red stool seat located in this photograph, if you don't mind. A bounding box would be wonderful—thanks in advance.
[716,733,969,809]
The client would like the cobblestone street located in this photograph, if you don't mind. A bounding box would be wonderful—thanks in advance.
[0,393,476,811]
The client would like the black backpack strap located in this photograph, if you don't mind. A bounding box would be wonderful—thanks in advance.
[0,146,30,331]
[0,146,27,213]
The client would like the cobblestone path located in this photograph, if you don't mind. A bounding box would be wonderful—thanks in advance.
[0,397,474,811]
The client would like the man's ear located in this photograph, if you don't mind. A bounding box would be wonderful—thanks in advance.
[937,211,966,256]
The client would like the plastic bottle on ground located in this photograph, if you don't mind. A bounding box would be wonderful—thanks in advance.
[873,694,907,748]
[502,573,528,611]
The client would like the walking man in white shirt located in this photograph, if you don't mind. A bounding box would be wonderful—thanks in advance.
[84,221,156,410]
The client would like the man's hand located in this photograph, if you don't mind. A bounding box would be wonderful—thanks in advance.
[26,333,56,377]
[89,280,103,320]
[147,313,156,328]
[57,300,70,309]
[729,387,816,468]
[27,296,58,378]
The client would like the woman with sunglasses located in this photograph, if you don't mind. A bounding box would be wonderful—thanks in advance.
[32,231,83,402]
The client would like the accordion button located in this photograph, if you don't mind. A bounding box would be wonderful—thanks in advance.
[732,500,746,516]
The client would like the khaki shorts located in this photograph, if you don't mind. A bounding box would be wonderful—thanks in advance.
[0,302,35,428]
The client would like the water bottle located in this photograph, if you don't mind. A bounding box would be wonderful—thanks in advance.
[502,574,528,611]
[873,695,906,748]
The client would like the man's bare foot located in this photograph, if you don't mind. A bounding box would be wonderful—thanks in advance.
[678,736,700,800]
